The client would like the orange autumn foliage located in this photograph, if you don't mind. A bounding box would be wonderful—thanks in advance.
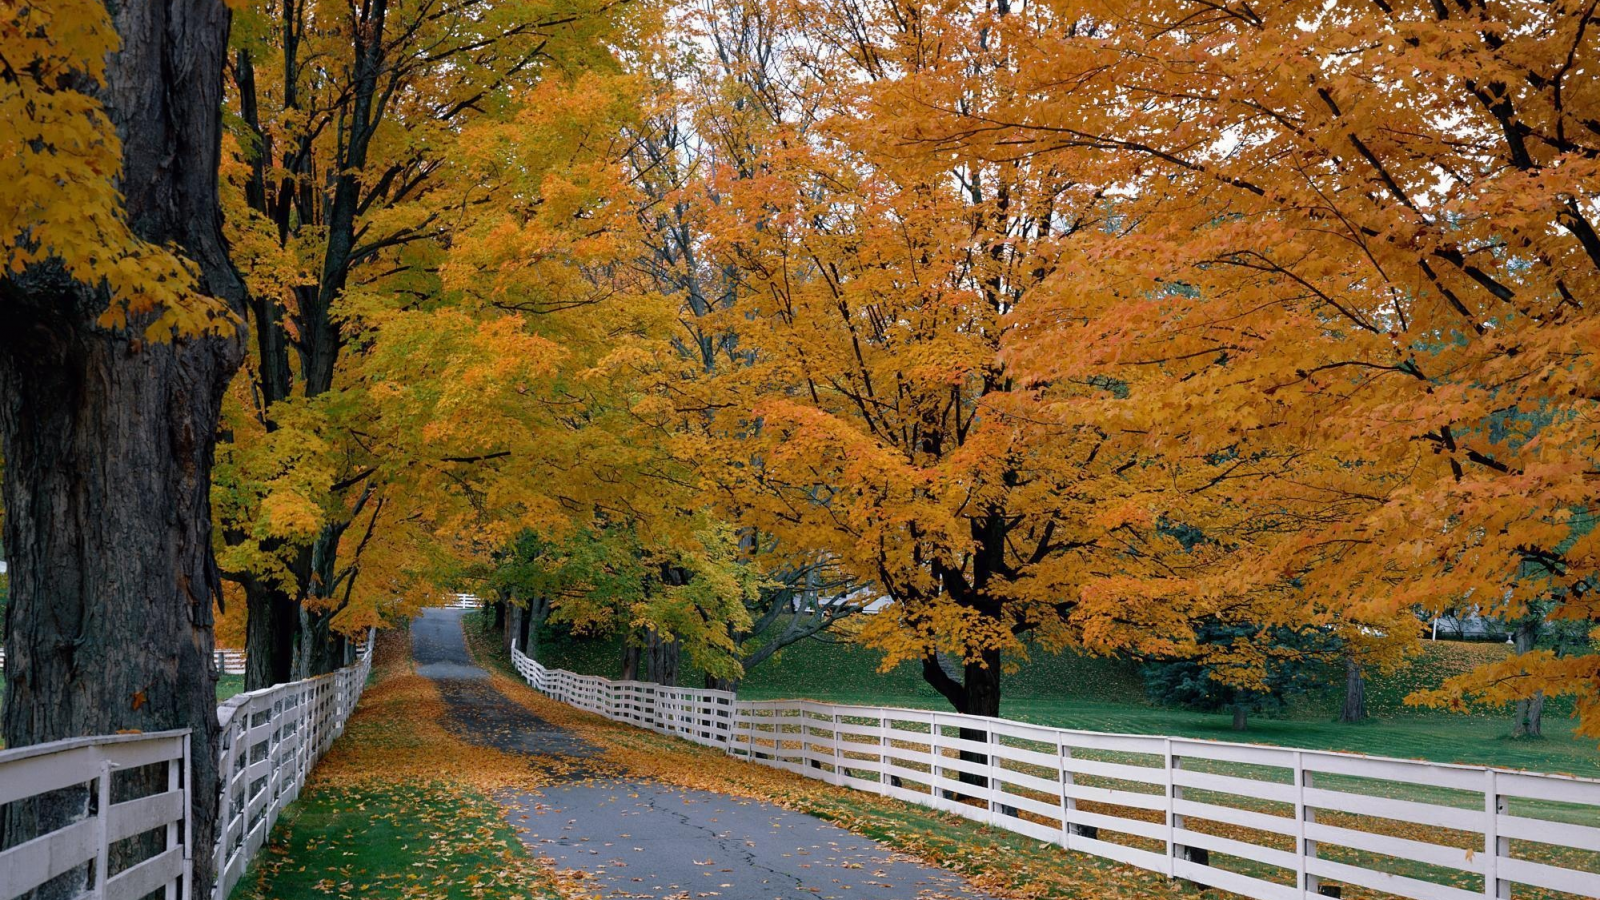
[870,0,1599,731]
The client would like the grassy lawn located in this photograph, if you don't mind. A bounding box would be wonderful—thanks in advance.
[534,625,1599,777]
[218,674,246,701]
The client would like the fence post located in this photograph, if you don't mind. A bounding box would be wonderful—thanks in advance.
[928,714,941,804]
[832,710,844,786]
[1300,760,1319,896]
[987,727,1000,825]
[1485,768,1508,900]
[163,741,180,900]
[1057,733,1072,850]
[1166,740,1180,880]
[94,757,112,900]
[181,730,193,900]
[883,707,896,791]
[215,718,230,884]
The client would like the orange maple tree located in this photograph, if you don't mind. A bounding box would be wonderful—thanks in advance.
[898,0,1599,732]
[650,0,1314,717]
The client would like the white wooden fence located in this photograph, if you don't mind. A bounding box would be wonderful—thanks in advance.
[0,730,192,900]
[511,645,1600,900]
[213,633,375,899]
[213,650,246,675]
[0,632,374,900]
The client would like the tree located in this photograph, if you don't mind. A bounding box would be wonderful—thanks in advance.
[1341,652,1368,725]
[912,0,1600,735]
[712,551,869,691]
[1,0,242,892]
[677,0,1272,722]
[1143,621,1337,731]
[610,24,882,692]
[487,522,759,685]
[215,0,640,687]
[1510,613,1547,738]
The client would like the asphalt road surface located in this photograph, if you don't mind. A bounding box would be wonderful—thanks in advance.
[412,607,994,900]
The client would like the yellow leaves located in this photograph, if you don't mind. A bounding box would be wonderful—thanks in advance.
[1,0,231,338]
[261,490,325,540]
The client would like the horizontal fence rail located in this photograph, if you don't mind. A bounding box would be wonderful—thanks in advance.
[511,644,1600,900]
[0,631,374,900]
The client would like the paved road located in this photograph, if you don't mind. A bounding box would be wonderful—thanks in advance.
[412,608,994,900]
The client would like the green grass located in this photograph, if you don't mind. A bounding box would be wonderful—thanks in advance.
[218,674,246,701]
[234,782,554,900]
[536,626,1600,777]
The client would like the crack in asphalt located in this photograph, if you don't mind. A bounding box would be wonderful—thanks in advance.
[637,789,813,892]
[411,608,992,900]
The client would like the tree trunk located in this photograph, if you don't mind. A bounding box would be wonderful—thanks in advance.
[1232,704,1250,730]
[645,628,680,686]
[621,641,641,681]
[517,598,537,654]
[293,606,340,679]
[953,653,1001,793]
[958,652,1003,718]
[243,578,297,689]
[505,603,521,655]
[0,5,242,897]
[1524,692,1545,738]
[1511,618,1544,738]
[917,648,1002,797]
[1340,654,1367,723]
[492,599,506,633]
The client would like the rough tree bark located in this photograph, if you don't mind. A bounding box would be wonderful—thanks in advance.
[645,628,680,686]
[0,1,243,896]
[921,648,1002,795]
[518,598,541,655]
[295,604,341,678]
[1340,654,1368,723]
[243,577,297,689]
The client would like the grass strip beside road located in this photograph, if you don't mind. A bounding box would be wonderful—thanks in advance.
[234,630,563,900]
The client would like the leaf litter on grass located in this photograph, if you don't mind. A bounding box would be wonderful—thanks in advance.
[236,631,574,900]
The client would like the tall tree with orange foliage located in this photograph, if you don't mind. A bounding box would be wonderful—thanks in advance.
[673,0,1289,719]
[909,0,1600,732]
